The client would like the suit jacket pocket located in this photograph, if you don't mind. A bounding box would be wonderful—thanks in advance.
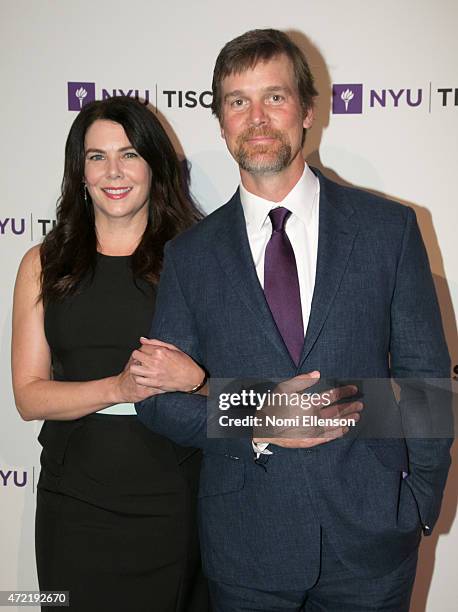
[366,439,409,472]
[198,452,245,498]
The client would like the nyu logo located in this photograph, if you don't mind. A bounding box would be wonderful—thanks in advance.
[68,82,96,111]
[0,217,26,236]
[332,84,363,114]
[333,83,425,114]
[0,469,27,488]
[68,82,152,111]
[102,88,151,104]
[370,88,422,108]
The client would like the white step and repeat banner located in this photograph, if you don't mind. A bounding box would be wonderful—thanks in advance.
[1,1,457,610]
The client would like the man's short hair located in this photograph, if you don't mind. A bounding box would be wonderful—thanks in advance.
[211,28,318,122]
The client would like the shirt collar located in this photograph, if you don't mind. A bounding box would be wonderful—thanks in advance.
[240,163,319,232]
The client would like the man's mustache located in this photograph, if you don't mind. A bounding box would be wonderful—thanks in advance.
[238,128,284,144]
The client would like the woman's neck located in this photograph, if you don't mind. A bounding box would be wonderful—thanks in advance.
[95,216,147,256]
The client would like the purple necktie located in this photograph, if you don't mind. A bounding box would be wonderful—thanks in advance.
[264,207,304,365]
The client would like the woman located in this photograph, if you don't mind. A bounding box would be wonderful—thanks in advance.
[12,97,209,611]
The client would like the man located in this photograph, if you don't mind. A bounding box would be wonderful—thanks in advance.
[136,29,451,611]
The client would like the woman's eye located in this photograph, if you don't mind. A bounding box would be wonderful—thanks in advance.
[124,151,138,159]
[87,153,104,161]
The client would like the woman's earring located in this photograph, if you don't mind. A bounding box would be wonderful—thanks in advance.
[83,183,88,205]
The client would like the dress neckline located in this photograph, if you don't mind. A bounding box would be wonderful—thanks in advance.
[96,252,131,259]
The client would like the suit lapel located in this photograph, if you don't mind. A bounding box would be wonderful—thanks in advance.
[213,191,294,364]
[299,172,359,367]
[212,174,359,370]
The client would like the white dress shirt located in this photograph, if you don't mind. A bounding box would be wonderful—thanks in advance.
[239,163,320,456]
[240,163,320,338]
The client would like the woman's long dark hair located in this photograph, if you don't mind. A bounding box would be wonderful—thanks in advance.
[40,96,202,304]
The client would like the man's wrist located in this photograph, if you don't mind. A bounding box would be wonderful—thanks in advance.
[252,440,272,455]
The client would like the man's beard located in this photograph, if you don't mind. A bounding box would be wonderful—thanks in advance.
[234,127,292,175]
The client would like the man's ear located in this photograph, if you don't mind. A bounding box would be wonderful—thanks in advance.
[303,107,314,129]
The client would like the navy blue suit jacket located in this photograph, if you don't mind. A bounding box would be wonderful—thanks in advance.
[137,170,451,589]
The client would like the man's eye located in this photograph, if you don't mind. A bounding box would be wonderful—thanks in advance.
[231,99,246,108]
[270,94,284,103]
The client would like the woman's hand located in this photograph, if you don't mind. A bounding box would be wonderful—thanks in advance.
[114,355,164,403]
[129,337,206,393]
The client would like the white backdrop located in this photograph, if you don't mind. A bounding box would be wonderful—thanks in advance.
[1,1,457,610]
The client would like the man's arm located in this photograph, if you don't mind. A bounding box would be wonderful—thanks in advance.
[390,206,453,533]
[135,241,210,449]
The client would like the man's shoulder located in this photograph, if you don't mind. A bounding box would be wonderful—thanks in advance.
[167,191,239,255]
[318,170,411,226]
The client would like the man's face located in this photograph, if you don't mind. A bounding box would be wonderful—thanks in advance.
[219,53,313,176]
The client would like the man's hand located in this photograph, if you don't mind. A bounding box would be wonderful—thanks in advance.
[253,371,362,448]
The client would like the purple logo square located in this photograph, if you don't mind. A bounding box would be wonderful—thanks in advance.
[332,84,363,114]
[67,82,96,111]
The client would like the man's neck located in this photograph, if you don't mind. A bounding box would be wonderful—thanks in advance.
[240,157,305,203]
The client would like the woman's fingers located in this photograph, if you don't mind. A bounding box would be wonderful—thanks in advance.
[139,337,179,351]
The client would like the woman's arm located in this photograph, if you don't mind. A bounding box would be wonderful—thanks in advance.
[11,246,156,421]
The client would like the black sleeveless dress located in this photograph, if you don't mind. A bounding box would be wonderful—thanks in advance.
[36,254,208,612]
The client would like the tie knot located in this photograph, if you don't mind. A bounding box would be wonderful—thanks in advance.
[269,207,291,232]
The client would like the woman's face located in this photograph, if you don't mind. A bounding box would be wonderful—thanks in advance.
[84,119,152,223]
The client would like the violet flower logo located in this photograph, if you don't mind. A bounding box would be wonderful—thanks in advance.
[332,84,363,114]
[67,82,96,111]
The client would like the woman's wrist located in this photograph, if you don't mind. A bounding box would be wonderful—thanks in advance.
[107,374,125,404]
[187,369,207,394]
[185,367,207,394]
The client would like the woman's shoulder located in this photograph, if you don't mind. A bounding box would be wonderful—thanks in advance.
[16,244,42,285]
